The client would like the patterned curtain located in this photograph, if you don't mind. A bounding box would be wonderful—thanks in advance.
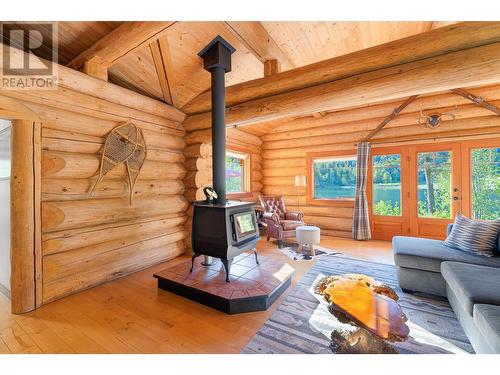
[353,142,372,240]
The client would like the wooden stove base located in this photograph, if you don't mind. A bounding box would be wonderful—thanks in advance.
[154,252,295,314]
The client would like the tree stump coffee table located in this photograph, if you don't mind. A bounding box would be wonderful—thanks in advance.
[314,274,409,354]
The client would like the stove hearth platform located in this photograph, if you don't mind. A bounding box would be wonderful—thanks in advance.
[154,252,295,314]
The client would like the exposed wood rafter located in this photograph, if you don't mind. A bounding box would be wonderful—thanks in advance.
[223,21,294,70]
[182,22,500,115]
[450,87,500,115]
[264,59,281,77]
[184,42,500,130]
[68,21,177,80]
[150,36,178,107]
[362,95,419,143]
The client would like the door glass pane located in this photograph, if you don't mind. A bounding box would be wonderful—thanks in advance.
[471,147,500,220]
[313,156,357,199]
[372,154,401,216]
[417,151,451,218]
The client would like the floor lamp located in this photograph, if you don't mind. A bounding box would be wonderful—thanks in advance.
[294,175,306,211]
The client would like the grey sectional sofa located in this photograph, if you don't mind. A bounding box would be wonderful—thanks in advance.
[393,225,500,353]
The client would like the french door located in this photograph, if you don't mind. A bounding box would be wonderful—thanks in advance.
[369,138,500,240]
[408,143,461,239]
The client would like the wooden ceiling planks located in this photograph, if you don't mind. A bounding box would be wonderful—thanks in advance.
[0,21,122,66]
[108,47,164,101]
[163,21,263,108]
[260,21,434,68]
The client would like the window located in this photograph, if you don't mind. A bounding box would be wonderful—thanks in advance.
[372,154,401,216]
[225,150,251,195]
[417,151,452,219]
[312,155,357,200]
[471,147,500,220]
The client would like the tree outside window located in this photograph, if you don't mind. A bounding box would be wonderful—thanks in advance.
[471,147,500,220]
[313,156,357,200]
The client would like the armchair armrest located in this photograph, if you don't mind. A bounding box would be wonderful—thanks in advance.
[285,211,304,222]
[263,212,281,225]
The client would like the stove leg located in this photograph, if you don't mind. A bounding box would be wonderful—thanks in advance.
[190,253,201,273]
[253,250,260,265]
[221,258,233,282]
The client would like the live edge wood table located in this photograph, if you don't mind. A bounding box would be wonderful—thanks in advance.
[314,274,410,354]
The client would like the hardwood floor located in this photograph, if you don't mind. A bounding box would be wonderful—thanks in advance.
[0,236,393,354]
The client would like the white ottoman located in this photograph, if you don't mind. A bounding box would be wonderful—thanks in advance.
[296,226,321,256]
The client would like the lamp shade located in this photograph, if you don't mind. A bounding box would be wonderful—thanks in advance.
[294,175,306,187]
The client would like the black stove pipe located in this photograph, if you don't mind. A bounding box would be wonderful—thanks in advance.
[198,36,236,205]
[210,65,226,204]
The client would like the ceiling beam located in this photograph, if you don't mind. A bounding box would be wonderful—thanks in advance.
[182,22,500,115]
[68,21,177,78]
[264,59,281,77]
[183,42,500,130]
[223,21,293,70]
[450,88,500,115]
[362,95,419,143]
[150,36,178,107]
[2,43,185,123]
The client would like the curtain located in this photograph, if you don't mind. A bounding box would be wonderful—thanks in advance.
[353,142,371,240]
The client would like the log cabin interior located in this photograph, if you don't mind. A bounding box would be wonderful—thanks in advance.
[0,11,500,363]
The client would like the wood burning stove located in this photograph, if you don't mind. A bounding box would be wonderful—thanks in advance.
[190,36,261,282]
[191,201,260,282]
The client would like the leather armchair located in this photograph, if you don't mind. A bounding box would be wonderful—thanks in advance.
[258,195,305,248]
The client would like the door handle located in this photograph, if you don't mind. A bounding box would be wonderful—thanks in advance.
[453,196,460,201]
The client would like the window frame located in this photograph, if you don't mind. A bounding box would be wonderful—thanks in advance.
[306,150,357,206]
[226,146,253,199]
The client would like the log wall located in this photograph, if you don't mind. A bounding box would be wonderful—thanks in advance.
[259,84,500,238]
[40,111,188,303]
[0,53,188,309]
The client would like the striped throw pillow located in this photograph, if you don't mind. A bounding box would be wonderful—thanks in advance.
[444,214,500,257]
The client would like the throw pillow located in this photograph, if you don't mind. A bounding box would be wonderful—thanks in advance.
[444,213,500,257]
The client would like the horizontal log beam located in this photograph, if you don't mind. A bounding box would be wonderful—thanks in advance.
[184,42,500,130]
[223,21,293,70]
[263,85,500,138]
[68,22,177,70]
[0,43,185,124]
[182,22,500,115]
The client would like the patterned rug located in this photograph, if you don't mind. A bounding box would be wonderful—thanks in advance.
[242,255,474,354]
[279,243,341,261]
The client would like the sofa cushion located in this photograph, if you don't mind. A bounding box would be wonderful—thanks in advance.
[473,304,500,353]
[447,223,500,256]
[281,220,304,231]
[393,236,500,273]
[441,262,500,316]
[444,214,500,257]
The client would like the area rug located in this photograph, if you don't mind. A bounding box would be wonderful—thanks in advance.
[279,243,341,261]
[242,255,474,354]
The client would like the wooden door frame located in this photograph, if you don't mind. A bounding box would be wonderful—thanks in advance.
[367,146,411,240]
[407,142,462,239]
